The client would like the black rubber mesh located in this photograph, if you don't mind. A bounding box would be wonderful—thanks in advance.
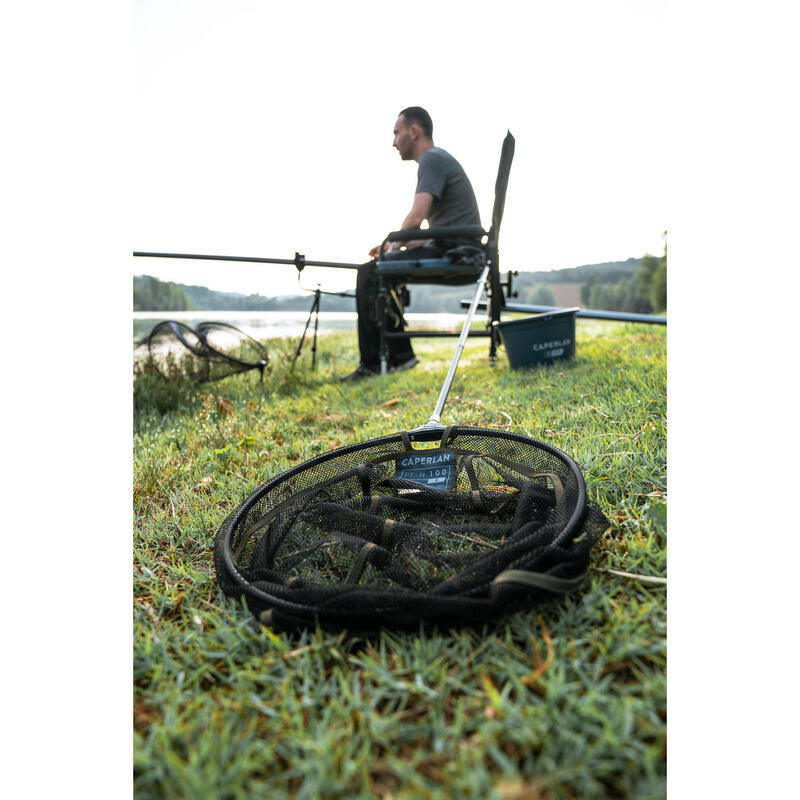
[138,320,268,383]
[215,427,608,632]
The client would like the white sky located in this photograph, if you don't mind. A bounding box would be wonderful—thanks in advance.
[134,0,669,296]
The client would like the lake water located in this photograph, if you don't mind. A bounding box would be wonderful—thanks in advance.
[133,310,467,346]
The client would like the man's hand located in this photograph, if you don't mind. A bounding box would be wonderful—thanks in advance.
[369,192,434,259]
[369,242,398,259]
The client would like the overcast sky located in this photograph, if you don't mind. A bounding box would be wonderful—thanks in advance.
[134,0,669,296]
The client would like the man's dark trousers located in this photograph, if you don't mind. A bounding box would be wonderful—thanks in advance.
[355,244,445,370]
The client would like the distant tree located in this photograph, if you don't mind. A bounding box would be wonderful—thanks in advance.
[580,272,599,305]
[637,232,667,312]
[621,279,654,314]
[134,275,193,311]
[588,283,615,311]
[580,244,666,313]
[587,278,652,313]
[531,284,556,306]
[636,255,661,297]
[650,258,667,311]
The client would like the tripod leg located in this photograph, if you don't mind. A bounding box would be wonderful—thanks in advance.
[311,295,319,370]
[292,289,321,371]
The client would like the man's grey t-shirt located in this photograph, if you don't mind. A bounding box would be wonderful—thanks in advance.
[415,146,481,231]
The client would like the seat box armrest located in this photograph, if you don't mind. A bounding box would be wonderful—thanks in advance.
[385,224,486,243]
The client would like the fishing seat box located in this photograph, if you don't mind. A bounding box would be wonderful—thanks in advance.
[493,307,578,369]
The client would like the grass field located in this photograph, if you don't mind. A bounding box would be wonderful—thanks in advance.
[133,318,666,799]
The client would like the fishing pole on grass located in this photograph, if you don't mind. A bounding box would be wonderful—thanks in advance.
[465,299,667,325]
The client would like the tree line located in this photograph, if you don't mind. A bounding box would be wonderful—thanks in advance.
[134,275,193,311]
[133,275,354,312]
[518,246,667,314]
[580,248,666,313]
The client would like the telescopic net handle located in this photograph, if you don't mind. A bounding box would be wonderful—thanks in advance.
[424,263,491,429]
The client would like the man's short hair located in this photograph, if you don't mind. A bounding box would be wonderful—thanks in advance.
[399,106,433,138]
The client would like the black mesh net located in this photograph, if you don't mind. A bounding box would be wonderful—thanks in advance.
[215,426,608,632]
[137,320,269,383]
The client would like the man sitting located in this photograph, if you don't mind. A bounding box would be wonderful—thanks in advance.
[341,106,482,381]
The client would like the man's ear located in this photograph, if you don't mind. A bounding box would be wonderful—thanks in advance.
[408,122,420,140]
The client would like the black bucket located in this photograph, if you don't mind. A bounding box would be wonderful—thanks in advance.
[493,307,578,369]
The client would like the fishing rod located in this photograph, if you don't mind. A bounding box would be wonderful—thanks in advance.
[464,299,667,325]
[133,251,361,271]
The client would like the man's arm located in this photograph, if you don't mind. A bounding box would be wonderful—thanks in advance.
[399,191,433,232]
[369,192,434,257]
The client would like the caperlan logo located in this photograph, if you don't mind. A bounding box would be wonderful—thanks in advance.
[532,338,571,352]
[397,453,453,468]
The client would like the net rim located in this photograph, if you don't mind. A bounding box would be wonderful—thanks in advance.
[144,319,269,374]
[195,321,269,368]
[217,425,589,613]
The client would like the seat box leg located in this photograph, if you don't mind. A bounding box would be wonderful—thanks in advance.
[378,277,388,375]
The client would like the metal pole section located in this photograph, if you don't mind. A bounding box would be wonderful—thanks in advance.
[133,251,362,270]
[423,264,490,430]
[462,299,666,325]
